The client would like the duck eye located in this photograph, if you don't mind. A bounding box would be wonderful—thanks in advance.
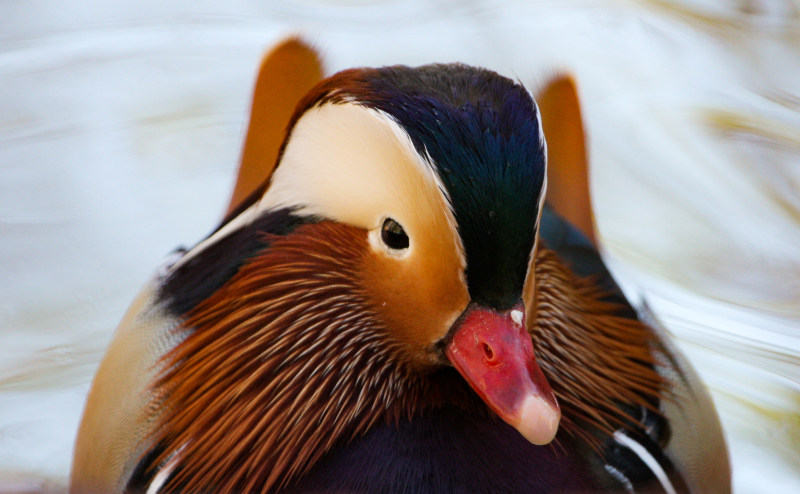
[381,218,409,250]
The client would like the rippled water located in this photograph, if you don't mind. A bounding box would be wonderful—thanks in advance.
[1,1,798,492]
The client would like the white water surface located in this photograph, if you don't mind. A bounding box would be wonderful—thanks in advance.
[1,1,799,492]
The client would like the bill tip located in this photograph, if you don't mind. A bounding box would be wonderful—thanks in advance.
[515,394,561,445]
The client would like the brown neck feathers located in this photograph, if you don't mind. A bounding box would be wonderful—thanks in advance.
[531,247,664,449]
[150,222,450,492]
[150,228,662,491]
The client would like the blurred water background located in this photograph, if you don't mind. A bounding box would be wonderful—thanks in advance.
[1,0,798,492]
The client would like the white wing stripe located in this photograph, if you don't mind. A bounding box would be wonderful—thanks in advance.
[613,430,678,494]
[604,463,635,494]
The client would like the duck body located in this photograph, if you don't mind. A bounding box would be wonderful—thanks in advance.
[71,49,729,494]
[286,402,597,493]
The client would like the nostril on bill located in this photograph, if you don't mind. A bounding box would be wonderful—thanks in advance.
[482,342,495,362]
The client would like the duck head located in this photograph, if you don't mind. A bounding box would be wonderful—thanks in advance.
[268,64,559,442]
[156,63,559,491]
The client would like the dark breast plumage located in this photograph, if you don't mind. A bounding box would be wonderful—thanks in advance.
[70,38,730,494]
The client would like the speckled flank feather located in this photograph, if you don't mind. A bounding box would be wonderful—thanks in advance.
[532,247,664,449]
[149,222,465,493]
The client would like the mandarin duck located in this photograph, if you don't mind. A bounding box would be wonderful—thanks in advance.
[70,39,730,493]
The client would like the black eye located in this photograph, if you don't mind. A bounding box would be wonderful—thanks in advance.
[381,218,409,250]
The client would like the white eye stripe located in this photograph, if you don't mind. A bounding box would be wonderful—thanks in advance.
[371,109,466,269]
[169,203,259,272]
[533,99,547,155]
[533,99,548,229]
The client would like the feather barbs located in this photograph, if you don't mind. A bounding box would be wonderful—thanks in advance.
[149,222,446,492]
